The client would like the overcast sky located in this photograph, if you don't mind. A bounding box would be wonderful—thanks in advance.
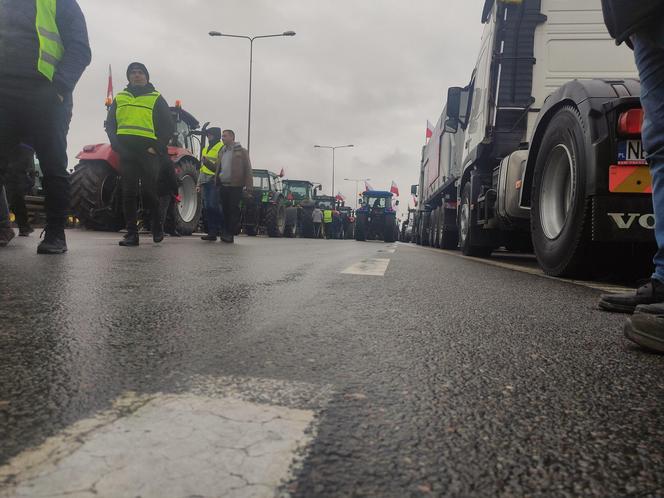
[72,0,485,213]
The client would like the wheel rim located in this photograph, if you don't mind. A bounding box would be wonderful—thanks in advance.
[460,203,469,245]
[178,174,197,223]
[540,144,574,240]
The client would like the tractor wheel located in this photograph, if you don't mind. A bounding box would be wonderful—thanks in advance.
[70,160,123,231]
[172,160,201,236]
[384,219,396,243]
[355,216,367,241]
[245,225,258,236]
[265,203,286,237]
[300,212,315,238]
[284,223,297,238]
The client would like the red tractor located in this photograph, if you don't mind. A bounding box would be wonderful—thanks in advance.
[70,105,205,235]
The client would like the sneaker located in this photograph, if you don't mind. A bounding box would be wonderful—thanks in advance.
[18,226,34,237]
[119,232,139,247]
[624,314,664,353]
[201,234,217,241]
[598,279,664,313]
[0,227,15,247]
[37,227,67,254]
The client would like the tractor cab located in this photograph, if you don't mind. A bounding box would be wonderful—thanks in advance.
[355,190,398,243]
[314,195,336,210]
[283,180,316,206]
[169,105,202,158]
[240,169,287,237]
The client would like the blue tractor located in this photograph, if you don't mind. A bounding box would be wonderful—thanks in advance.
[354,190,399,243]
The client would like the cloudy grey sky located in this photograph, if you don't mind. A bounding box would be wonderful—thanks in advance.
[72,0,485,212]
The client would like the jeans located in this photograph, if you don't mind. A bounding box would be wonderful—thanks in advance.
[120,150,160,232]
[0,82,69,228]
[633,24,664,282]
[218,185,243,236]
[202,182,222,236]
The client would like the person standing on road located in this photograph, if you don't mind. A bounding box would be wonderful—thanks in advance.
[198,127,224,241]
[599,0,664,353]
[105,63,175,247]
[0,0,91,254]
[312,207,323,238]
[323,207,333,239]
[215,129,252,244]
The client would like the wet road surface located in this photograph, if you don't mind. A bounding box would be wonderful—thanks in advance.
[1,230,663,497]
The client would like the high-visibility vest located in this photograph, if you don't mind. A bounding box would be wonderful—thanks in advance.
[200,142,223,176]
[36,0,64,82]
[115,91,161,140]
[323,210,333,223]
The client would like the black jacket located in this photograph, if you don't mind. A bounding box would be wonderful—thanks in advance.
[601,0,664,45]
[0,0,91,96]
[105,83,175,156]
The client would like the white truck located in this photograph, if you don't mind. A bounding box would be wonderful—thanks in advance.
[415,0,652,277]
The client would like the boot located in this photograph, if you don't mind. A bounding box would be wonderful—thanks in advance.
[19,225,34,237]
[37,226,67,254]
[220,232,234,244]
[152,212,164,243]
[201,234,217,241]
[0,227,15,247]
[119,230,139,247]
[598,279,664,313]
[624,314,664,353]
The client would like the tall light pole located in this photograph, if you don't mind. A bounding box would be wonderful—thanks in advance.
[344,177,370,209]
[314,144,354,196]
[209,30,296,154]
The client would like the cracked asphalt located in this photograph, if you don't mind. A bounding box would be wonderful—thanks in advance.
[1,230,664,497]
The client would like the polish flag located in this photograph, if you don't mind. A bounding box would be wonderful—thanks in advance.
[426,120,434,140]
[364,180,374,192]
[105,65,114,107]
[390,181,399,197]
[279,168,285,178]
[335,192,345,202]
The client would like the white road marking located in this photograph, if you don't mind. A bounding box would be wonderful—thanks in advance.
[342,258,391,276]
[0,377,331,498]
[398,243,635,294]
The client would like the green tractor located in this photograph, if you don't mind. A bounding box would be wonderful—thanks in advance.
[240,169,288,237]
[283,179,320,238]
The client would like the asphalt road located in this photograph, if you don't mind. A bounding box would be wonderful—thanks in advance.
[1,230,663,497]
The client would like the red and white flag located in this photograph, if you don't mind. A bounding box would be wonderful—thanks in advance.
[364,180,374,192]
[105,65,114,106]
[390,181,399,196]
[426,120,434,140]
[335,192,345,202]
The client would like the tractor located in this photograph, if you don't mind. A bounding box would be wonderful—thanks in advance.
[241,169,288,237]
[70,105,204,235]
[355,190,399,243]
[283,179,320,238]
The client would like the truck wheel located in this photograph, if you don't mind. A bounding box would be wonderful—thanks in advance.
[420,214,430,246]
[173,160,201,235]
[265,203,286,237]
[459,182,492,257]
[531,106,590,277]
[70,160,123,231]
[434,209,443,248]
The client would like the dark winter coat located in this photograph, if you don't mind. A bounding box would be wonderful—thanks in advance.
[105,83,175,157]
[601,0,664,45]
[0,0,91,96]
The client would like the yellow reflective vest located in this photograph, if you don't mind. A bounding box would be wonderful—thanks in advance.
[36,0,64,82]
[323,210,333,223]
[200,142,223,176]
[115,91,161,140]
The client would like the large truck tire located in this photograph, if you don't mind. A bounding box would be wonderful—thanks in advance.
[355,216,367,241]
[531,106,590,277]
[70,160,123,231]
[459,182,493,257]
[173,160,201,236]
[434,209,442,248]
[265,203,286,237]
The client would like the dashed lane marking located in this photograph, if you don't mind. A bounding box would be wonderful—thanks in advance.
[0,376,333,498]
[341,258,391,276]
[398,243,634,294]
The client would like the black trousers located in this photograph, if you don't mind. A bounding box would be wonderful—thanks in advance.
[120,151,160,231]
[0,82,70,228]
[218,185,242,236]
[5,146,34,228]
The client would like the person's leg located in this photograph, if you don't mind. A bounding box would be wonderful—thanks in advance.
[6,151,31,233]
[202,182,220,238]
[0,95,20,247]
[219,185,241,242]
[120,155,140,245]
[140,153,163,243]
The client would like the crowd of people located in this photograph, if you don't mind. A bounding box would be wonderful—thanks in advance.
[0,0,664,351]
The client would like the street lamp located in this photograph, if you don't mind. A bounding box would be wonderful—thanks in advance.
[314,144,354,196]
[344,177,370,210]
[209,30,296,154]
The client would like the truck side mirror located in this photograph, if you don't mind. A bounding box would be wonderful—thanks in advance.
[410,184,417,196]
[445,87,462,133]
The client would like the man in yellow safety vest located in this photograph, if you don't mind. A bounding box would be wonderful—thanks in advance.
[0,0,91,253]
[198,127,224,241]
[105,62,175,247]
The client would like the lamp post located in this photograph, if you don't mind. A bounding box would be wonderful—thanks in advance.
[344,177,370,210]
[314,144,354,196]
[209,30,296,154]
